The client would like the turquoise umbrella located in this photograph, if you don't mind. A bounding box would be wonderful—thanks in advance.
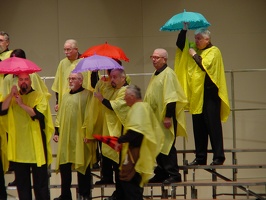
[160,9,211,31]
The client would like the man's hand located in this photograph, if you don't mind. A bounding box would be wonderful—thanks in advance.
[183,22,188,30]
[163,117,172,129]
[53,135,59,142]
[83,138,92,143]
[189,48,197,57]
[94,92,104,102]
[54,104,59,112]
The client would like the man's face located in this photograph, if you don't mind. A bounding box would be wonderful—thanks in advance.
[150,51,166,70]
[124,89,135,107]
[0,35,9,53]
[18,73,31,94]
[64,43,78,60]
[195,34,209,50]
[110,70,124,89]
[68,74,82,91]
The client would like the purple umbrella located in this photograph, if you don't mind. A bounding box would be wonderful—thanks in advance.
[72,54,124,73]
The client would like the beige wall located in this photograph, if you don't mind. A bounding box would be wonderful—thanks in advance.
[1,0,266,199]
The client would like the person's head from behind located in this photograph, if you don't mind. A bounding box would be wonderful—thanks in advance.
[150,48,168,70]
[194,28,211,50]
[18,73,32,94]
[64,39,79,60]
[10,49,26,59]
[110,68,126,89]
[68,72,83,92]
[0,31,10,53]
[124,85,142,107]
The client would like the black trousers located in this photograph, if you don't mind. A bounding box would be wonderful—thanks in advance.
[192,87,225,163]
[119,173,143,200]
[154,142,180,179]
[14,162,49,200]
[59,163,91,199]
[101,155,119,183]
[0,157,7,200]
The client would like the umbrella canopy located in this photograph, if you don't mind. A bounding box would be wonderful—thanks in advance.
[0,57,42,74]
[81,42,129,62]
[160,9,211,31]
[93,134,121,152]
[72,54,124,73]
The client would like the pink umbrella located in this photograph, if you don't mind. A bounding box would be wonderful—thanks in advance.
[0,57,42,74]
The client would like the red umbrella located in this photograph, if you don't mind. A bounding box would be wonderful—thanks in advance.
[93,134,121,152]
[81,42,129,62]
[0,57,42,74]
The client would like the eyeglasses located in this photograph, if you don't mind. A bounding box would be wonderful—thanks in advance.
[64,48,74,53]
[150,56,164,60]
[67,77,80,81]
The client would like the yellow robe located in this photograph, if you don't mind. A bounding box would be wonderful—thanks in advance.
[175,40,230,122]
[120,102,164,187]
[0,50,12,172]
[51,57,93,106]
[3,91,54,166]
[0,50,12,61]
[55,89,97,174]
[144,67,188,155]
[102,86,129,164]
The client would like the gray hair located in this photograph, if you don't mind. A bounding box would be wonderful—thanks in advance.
[195,28,211,39]
[65,39,78,48]
[0,31,9,41]
[126,84,142,99]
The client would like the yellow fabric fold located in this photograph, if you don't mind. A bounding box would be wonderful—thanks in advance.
[144,67,188,155]
[120,102,164,187]
[55,89,97,174]
[5,91,54,167]
[174,40,230,122]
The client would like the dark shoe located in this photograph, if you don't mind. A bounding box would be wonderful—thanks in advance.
[8,180,16,186]
[163,175,182,184]
[80,196,90,200]
[188,159,206,166]
[54,195,72,200]
[92,163,100,169]
[148,175,168,183]
[95,179,114,185]
[210,159,224,165]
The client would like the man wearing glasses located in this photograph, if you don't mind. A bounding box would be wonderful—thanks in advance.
[144,48,188,184]
[51,39,95,113]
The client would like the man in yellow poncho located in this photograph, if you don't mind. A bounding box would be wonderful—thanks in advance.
[0,31,12,200]
[175,23,230,165]
[53,72,96,200]
[93,68,129,199]
[51,39,95,112]
[0,73,54,200]
[0,48,52,188]
[144,48,188,184]
[117,85,164,200]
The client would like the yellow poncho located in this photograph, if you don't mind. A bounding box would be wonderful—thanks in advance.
[102,86,129,164]
[51,57,93,106]
[144,67,188,155]
[175,40,230,122]
[120,102,164,187]
[0,50,12,61]
[3,90,54,166]
[0,50,13,172]
[55,89,97,174]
